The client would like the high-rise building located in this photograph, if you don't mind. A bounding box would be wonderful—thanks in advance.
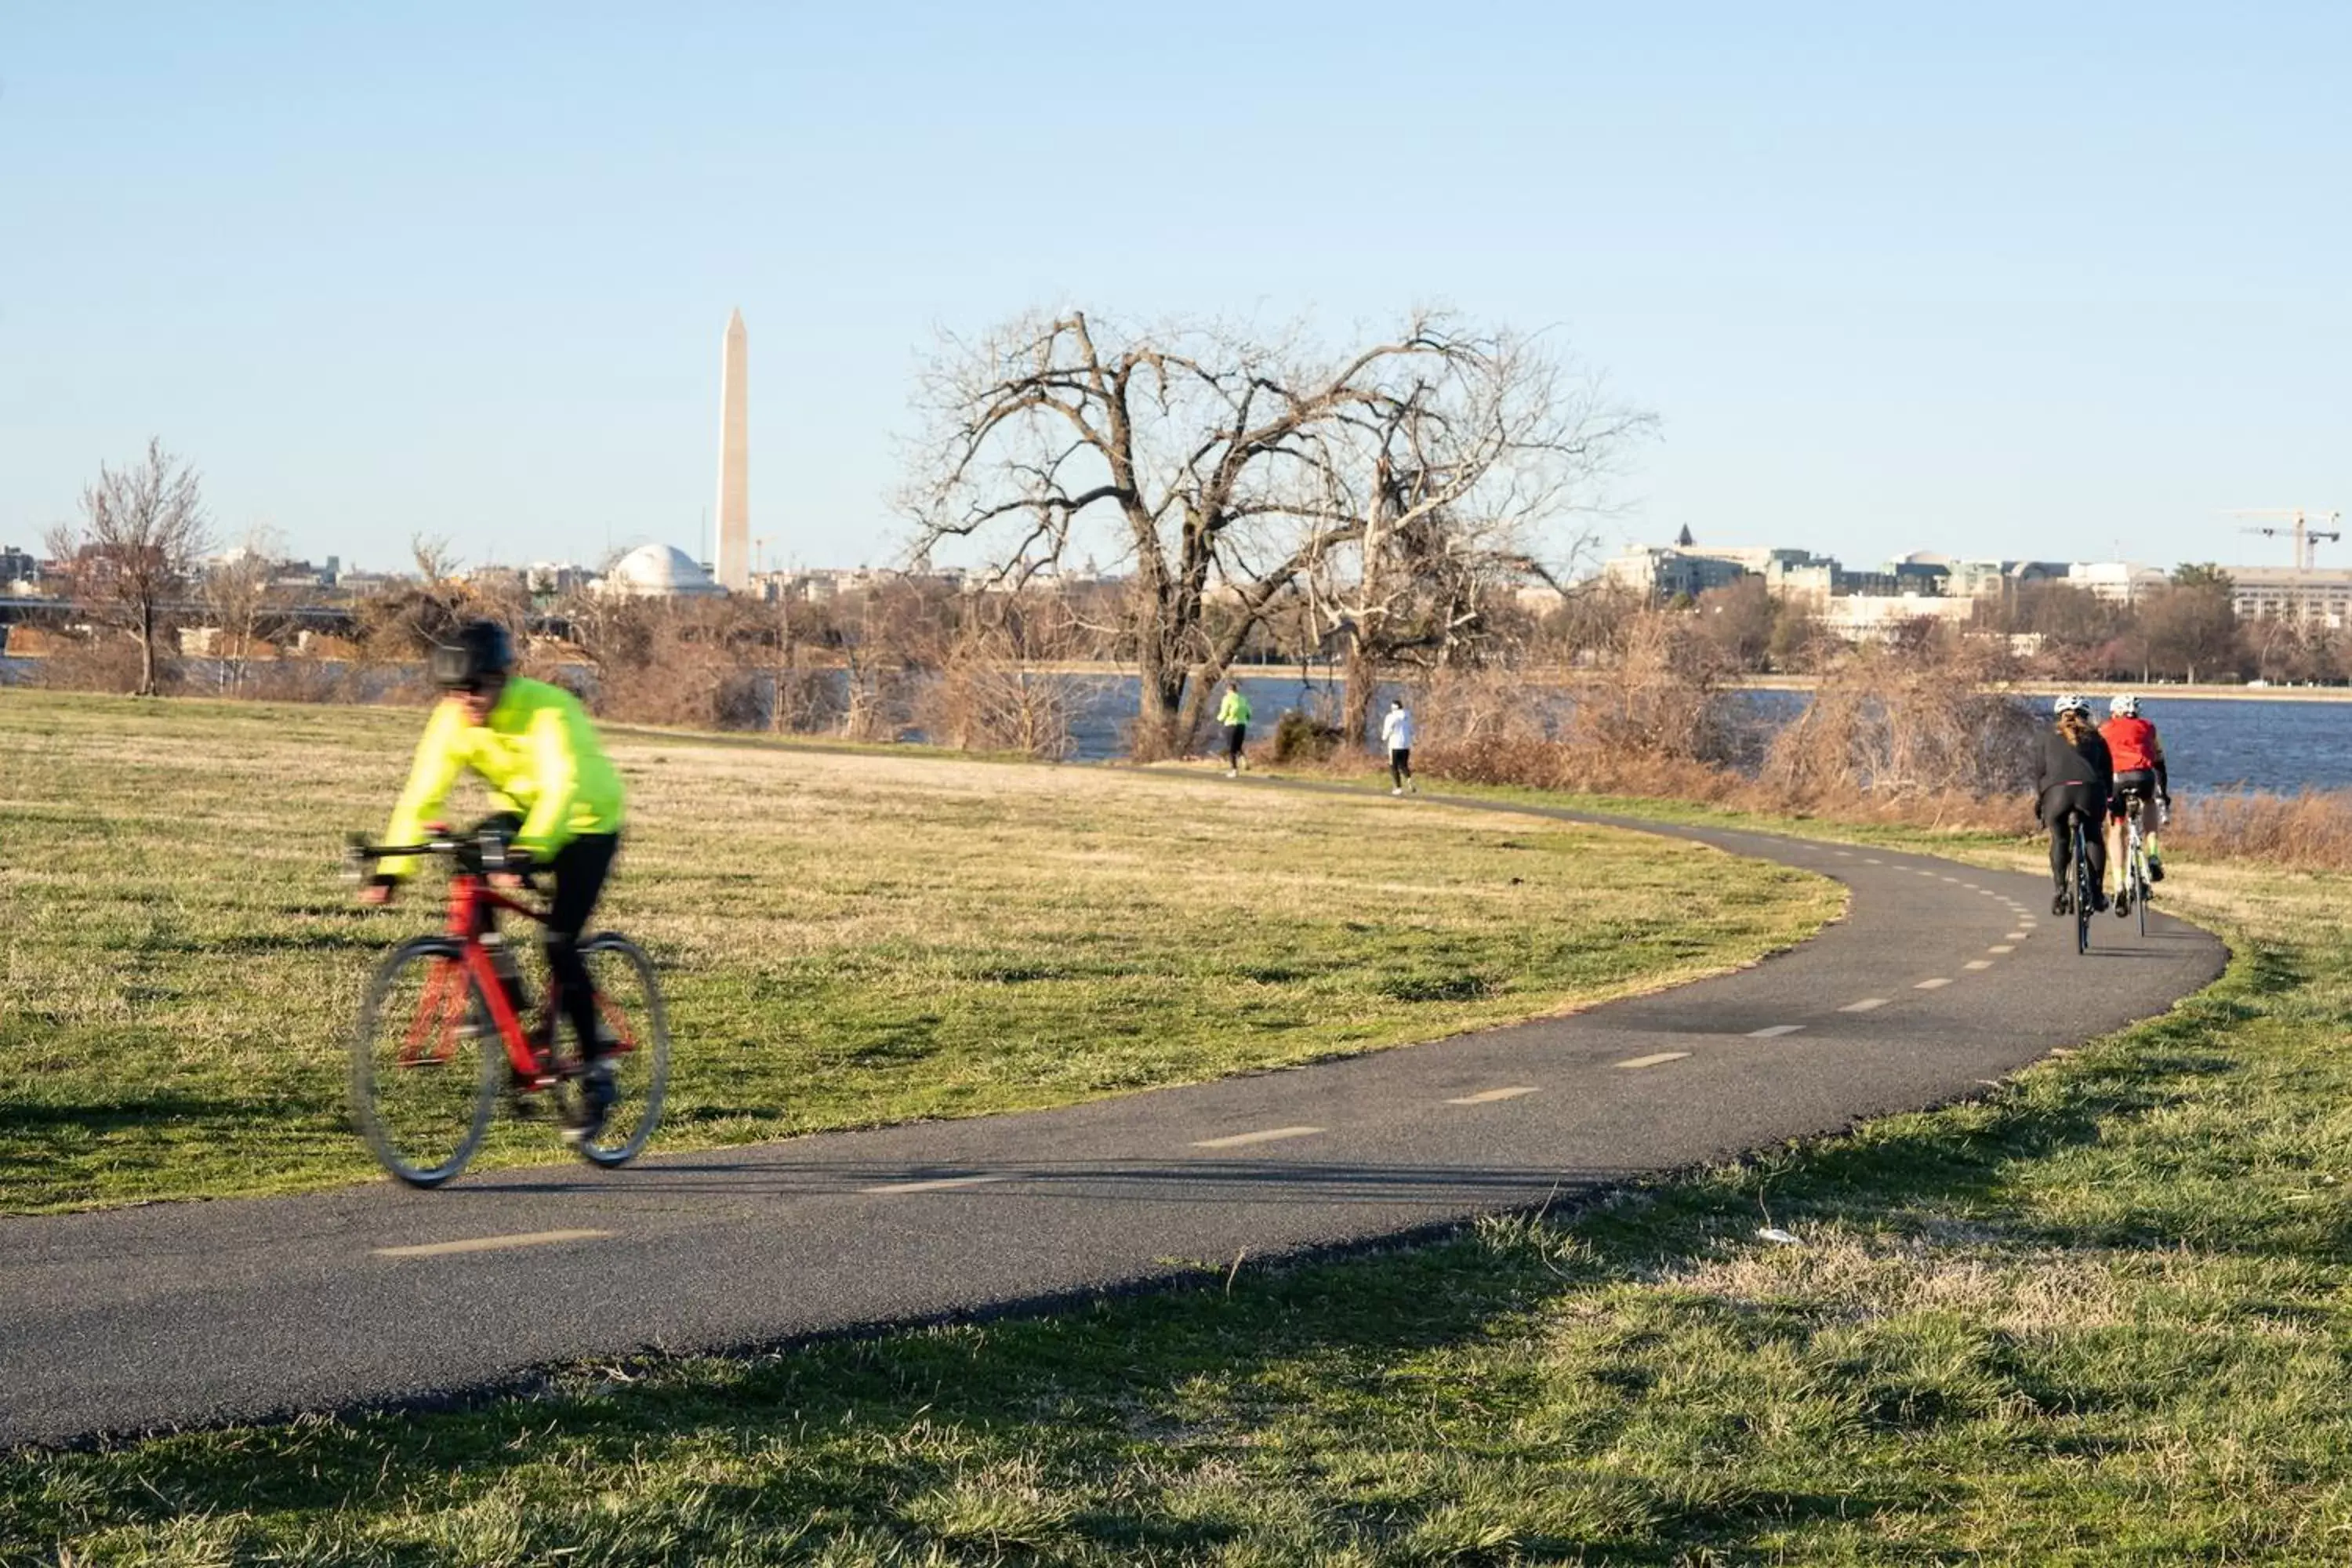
[715,308,750,592]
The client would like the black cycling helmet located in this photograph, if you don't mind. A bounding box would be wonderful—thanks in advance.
[429,619,515,693]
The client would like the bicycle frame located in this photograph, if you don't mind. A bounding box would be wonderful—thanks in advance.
[438,867,558,1087]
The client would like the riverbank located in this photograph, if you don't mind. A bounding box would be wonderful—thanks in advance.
[1726,673,2352,702]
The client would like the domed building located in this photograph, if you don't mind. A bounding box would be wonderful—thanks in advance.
[595,543,725,599]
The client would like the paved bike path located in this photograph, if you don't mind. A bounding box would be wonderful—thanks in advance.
[0,798,2227,1447]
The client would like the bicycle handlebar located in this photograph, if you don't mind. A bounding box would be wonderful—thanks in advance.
[345,829,542,883]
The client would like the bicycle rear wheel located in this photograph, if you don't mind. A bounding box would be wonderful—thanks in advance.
[553,932,671,1169]
[2072,820,2092,954]
[352,937,500,1188]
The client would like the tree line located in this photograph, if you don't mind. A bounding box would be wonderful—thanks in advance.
[27,308,2318,755]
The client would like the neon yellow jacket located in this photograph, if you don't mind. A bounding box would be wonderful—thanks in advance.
[1218,688,1252,726]
[383,677,625,877]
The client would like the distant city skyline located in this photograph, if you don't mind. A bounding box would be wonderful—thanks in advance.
[5,4,2346,578]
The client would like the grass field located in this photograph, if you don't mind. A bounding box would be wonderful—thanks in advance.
[10,775,2348,1563]
[0,691,1835,1213]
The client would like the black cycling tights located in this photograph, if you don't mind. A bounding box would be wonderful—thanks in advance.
[2042,786,2107,893]
[541,833,619,1058]
[471,815,619,1058]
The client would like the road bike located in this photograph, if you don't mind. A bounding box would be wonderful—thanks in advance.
[347,827,670,1188]
[2115,791,2154,938]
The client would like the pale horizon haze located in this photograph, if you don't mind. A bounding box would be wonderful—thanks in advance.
[4,3,2347,578]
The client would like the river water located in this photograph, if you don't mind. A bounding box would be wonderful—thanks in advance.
[6,658,2342,797]
[1065,675,2352,797]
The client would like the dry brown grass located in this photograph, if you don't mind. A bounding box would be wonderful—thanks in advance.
[2170,789,2352,872]
[1402,652,2352,866]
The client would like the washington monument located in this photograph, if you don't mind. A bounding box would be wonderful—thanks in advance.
[715,307,750,591]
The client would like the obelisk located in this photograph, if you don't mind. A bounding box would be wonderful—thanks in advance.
[714,307,750,592]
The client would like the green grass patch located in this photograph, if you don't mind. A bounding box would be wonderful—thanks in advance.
[7,779,2341,1563]
[0,693,1835,1212]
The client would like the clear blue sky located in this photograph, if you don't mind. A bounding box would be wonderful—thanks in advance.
[5,2,2347,576]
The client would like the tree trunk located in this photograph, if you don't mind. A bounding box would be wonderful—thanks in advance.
[1340,634,1375,750]
[1134,640,1189,759]
[136,601,158,697]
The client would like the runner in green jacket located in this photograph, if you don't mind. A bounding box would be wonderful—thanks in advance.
[1218,682,1252,776]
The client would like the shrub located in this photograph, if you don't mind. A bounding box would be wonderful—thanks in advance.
[1272,708,1345,764]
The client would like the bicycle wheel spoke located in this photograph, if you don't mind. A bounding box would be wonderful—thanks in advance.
[398,960,467,1067]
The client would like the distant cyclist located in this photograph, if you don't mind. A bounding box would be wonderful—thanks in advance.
[2099,693,2170,909]
[2034,692,2112,916]
[359,620,629,1140]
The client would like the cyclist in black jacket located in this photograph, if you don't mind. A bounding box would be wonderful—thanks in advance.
[2035,692,2114,916]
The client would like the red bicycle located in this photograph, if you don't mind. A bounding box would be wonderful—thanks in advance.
[347,827,670,1188]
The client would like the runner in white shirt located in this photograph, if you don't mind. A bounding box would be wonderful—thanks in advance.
[1381,698,1417,795]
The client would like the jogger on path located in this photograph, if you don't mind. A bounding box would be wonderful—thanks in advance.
[1381,698,1416,794]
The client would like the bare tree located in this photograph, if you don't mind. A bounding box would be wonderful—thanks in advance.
[913,589,1089,757]
[45,438,212,696]
[906,309,1639,757]
[1296,332,1646,741]
[201,527,288,696]
[411,533,462,587]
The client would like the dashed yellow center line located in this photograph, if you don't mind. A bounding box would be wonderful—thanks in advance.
[1964,960,1994,971]
[1915,977,1952,990]
[373,1229,612,1259]
[1445,1086,1539,1105]
[1615,1051,1690,1069]
[1192,1126,1323,1149]
[1989,945,2016,954]
[1840,997,1889,1012]
[2005,931,2029,940]
[862,1174,1012,1195]
[1747,1025,1805,1038]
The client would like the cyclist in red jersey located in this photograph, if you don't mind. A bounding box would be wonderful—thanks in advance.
[2099,693,2169,910]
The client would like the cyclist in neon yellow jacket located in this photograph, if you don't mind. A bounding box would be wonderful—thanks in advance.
[361,619,627,1137]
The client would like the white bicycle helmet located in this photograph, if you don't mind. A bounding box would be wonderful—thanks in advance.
[2109,693,2139,718]
[2053,692,2091,717]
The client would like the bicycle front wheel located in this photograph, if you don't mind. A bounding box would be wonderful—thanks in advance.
[352,937,500,1188]
[555,932,671,1169]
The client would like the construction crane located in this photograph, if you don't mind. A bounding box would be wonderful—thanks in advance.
[2225,508,2343,570]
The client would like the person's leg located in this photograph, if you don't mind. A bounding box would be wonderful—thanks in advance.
[1399,747,1412,789]
[2049,815,2071,902]
[541,833,619,1060]
[1390,749,1404,790]
[2098,808,2117,907]
[2103,811,2125,898]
